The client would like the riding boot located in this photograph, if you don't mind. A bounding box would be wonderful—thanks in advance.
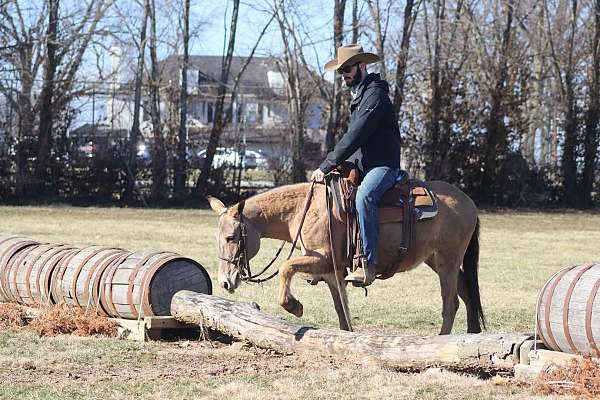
[345,256,376,286]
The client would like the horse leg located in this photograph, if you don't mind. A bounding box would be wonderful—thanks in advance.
[458,271,482,333]
[429,256,461,335]
[278,255,329,318]
[323,274,352,331]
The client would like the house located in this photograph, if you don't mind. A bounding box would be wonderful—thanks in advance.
[99,54,328,167]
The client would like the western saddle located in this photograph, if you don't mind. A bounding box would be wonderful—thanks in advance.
[326,162,438,280]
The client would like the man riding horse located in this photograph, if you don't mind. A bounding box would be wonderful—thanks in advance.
[311,44,402,287]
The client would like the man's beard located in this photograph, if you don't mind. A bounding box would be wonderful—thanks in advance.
[347,67,363,88]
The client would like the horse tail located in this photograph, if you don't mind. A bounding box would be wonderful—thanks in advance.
[463,217,486,330]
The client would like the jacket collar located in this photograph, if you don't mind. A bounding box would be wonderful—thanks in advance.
[350,73,380,106]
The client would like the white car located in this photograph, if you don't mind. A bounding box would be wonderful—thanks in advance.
[196,147,258,169]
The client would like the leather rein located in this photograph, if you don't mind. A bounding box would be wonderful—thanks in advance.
[218,181,316,284]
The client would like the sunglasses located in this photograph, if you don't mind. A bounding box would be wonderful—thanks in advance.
[337,63,359,74]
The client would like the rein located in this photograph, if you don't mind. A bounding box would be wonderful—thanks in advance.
[220,181,316,284]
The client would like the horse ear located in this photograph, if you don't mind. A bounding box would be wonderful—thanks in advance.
[233,200,245,218]
[207,196,226,215]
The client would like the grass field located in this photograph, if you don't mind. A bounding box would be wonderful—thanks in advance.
[1,205,599,399]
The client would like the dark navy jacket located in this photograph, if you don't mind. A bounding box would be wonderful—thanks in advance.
[319,73,401,174]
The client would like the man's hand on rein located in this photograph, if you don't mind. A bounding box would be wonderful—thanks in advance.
[310,168,325,183]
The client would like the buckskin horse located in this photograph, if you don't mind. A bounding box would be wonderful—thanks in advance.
[208,179,484,334]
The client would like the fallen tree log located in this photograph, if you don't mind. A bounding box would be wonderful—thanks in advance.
[171,290,531,371]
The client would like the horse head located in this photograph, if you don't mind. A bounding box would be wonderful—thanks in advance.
[208,196,261,293]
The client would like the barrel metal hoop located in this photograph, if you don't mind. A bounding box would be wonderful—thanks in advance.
[41,247,77,304]
[9,244,39,304]
[563,263,595,354]
[68,247,112,307]
[0,240,37,302]
[23,245,55,305]
[81,249,124,312]
[52,248,83,304]
[585,268,600,358]
[101,252,132,318]
[31,245,74,304]
[92,252,130,316]
[126,252,164,319]
[543,265,575,352]
[138,255,180,317]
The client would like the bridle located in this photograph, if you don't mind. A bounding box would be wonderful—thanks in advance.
[217,181,316,284]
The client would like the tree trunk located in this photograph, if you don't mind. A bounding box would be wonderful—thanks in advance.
[393,0,419,117]
[148,0,167,202]
[195,0,240,196]
[174,0,191,197]
[481,0,513,199]
[34,0,60,193]
[125,0,149,203]
[325,0,346,153]
[424,0,444,180]
[171,291,530,371]
[560,0,579,205]
[581,0,600,205]
[352,0,359,43]
[367,0,387,80]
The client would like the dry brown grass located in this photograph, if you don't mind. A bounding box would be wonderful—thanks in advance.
[0,303,118,337]
[28,304,118,337]
[534,356,600,398]
[0,303,28,330]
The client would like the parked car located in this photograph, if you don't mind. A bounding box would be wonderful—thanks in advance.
[194,147,258,169]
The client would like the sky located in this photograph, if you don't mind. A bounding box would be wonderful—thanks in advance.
[190,0,340,77]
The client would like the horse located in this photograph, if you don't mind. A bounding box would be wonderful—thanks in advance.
[208,180,484,334]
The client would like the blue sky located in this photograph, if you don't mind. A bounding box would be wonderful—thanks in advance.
[191,0,338,74]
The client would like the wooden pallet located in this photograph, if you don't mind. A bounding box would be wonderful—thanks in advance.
[513,339,599,380]
[110,316,198,341]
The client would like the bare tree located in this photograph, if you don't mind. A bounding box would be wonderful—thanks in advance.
[581,0,600,204]
[273,0,320,182]
[366,0,392,80]
[124,0,149,203]
[173,0,190,197]
[195,0,240,196]
[392,0,421,115]
[148,0,166,201]
[34,0,59,190]
[544,0,582,204]
[480,0,515,197]
[325,0,346,153]
[352,0,359,42]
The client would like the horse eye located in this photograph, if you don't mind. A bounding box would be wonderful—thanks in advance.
[225,235,235,241]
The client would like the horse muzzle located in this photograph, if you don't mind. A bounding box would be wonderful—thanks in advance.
[219,270,241,294]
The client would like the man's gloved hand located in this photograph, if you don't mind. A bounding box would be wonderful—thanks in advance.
[310,168,325,183]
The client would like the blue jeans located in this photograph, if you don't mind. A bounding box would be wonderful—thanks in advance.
[356,166,400,271]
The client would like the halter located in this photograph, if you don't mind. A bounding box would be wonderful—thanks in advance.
[217,182,316,284]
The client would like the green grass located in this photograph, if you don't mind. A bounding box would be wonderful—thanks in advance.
[1,206,598,399]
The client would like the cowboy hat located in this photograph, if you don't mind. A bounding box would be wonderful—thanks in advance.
[324,44,380,71]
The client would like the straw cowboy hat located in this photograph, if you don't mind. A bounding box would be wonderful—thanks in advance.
[324,44,380,71]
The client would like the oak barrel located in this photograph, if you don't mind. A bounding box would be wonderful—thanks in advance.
[0,236,39,302]
[537,263,600,356]
[100,251,212,319]
[19,244,77,306]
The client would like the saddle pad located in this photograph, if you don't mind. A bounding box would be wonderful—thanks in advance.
[379,183,438,224]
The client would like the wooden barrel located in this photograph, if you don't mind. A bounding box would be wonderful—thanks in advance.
[0,236,39,302]
[100,251,212,319]
[5,244,45,304]
[51,246,123,307]
[537,263,600,356]
[16,244,77,306]
[72,247,128,309]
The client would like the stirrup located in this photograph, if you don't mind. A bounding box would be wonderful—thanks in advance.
[345,267,375,287]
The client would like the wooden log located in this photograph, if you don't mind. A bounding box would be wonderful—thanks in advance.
[171,290,531,371]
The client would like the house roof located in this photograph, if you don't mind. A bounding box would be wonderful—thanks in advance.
[157,55,328,99]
